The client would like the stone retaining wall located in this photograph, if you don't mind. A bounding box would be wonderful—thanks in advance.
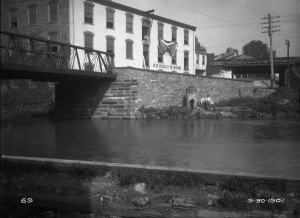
[115,67,273,109]
[54,68,276,118]
[55,79,138,119]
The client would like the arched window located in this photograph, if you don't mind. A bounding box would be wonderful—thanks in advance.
[126,13,133,33]
[172,51,177,65]
[172,26,177,42]
[184,50,189,70]
[143,44,149,67]
[184,29,189,45]
[28,4,37,25]
[48,1,58,22]
[106,35,115,54]
[84,1,94,24]
[9,8,18,28]
[142,18,150,41]
[125,39,133,59]
[158,22,164,39]
[106,7,115,29]
[158,47,163,63]
[84,31,94,49]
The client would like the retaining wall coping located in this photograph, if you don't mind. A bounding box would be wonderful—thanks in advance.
[2,155,299,182]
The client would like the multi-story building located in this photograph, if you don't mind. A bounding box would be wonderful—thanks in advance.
[1,0,197,74]
[195,51,207,76]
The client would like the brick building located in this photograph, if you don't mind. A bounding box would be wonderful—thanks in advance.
[1,0,198,74]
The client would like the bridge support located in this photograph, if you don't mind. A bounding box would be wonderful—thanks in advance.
[55,79,138,119]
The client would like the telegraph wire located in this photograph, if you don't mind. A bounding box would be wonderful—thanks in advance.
[160,0,258,29]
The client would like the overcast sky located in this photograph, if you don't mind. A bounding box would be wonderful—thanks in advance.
[114,0,300,57]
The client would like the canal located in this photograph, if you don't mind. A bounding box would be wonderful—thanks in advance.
[1,118,300,179]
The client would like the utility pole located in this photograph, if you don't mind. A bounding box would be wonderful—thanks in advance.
[261,13,280,88]
[285,39,290,88]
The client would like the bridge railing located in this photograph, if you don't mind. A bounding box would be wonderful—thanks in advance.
[0,30,114,73]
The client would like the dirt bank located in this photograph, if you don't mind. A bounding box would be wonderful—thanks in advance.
[1,156,299,218]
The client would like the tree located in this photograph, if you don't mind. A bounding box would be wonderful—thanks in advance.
[195,36,207,53]
[242,40,269,59]
[225,47,239,56]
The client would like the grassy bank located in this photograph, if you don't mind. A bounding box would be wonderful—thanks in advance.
[138,88,300,119]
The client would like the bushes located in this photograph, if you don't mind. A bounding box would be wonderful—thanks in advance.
[217,88,299,117]
[139,106,191,119]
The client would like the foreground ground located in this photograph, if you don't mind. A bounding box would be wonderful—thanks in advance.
[1,159,299,218]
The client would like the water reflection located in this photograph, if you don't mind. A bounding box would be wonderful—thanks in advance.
[1,118,300,179]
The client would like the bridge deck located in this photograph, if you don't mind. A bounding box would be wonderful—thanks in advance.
[1,63,117,82]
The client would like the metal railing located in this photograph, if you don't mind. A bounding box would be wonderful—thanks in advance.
[1,30,114,73]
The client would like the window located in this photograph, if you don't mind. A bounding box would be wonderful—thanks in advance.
[28,4,37,25]
[84,31,94,50]
[49,31,58,52]
[158,48,163,63]
[106,36,115,54]
[184,51,189,70]
[10,9,18,28]
[172,26,177,42]
[143,44,149,67]
[202,55,206,65]
[158,22,164,39]
[196,54,199,64]
[48,1,57,22]
[84,2,94,24]
[142,19,150,41]
[126,13,133,33]
[184,29,189,45]
[172,51,177,64]
[126,39,133,59]
[106,8,115,29]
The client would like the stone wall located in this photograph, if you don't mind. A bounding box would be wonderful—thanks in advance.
[54,67,275,119]
[55,79,138,119]
[115,67,265,109]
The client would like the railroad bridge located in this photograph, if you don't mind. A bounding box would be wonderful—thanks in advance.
[1,31,137,119]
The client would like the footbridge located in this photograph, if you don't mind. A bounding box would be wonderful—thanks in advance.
[1,31,137,119]
[0,31,116,82]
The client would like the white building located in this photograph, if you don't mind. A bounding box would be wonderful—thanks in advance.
[1,0,197,74]
[70,0,196,74]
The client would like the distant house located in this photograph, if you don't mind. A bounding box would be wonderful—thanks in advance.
[208,54,256,79]
[209,54,300,87]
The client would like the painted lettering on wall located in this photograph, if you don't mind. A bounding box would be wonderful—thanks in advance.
[153,63,181,71]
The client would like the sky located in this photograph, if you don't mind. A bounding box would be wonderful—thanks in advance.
[114,0,300,57]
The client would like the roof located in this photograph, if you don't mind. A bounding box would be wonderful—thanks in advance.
[210,56,300,67]
[91,0,197,31]
[214,54,255,61]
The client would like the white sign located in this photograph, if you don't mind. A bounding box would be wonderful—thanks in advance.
[153,63,181,71]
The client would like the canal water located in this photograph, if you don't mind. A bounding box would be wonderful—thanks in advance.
[1,118,300,179]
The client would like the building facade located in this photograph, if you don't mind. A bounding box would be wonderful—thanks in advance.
[1,0,197,74]
[195,51,207,76]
